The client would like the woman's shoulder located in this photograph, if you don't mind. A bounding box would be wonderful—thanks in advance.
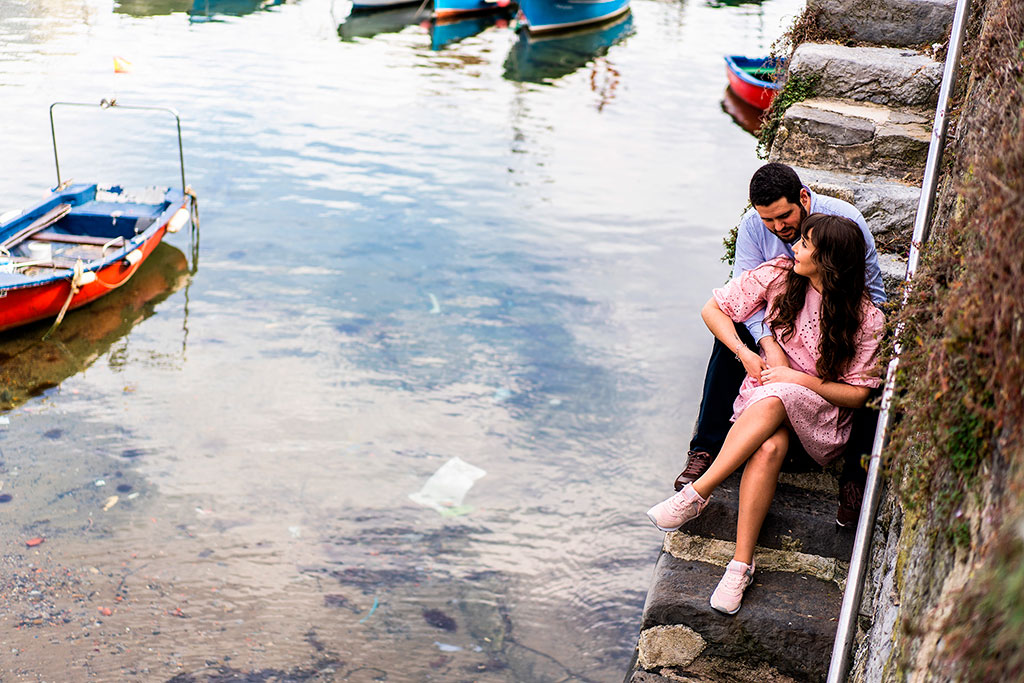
[746,256,792,284]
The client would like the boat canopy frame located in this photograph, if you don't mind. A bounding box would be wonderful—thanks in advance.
[49,99,188,196]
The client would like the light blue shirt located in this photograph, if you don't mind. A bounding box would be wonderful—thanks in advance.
[733,188,887,342]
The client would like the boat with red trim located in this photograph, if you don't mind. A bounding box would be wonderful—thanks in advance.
[516,0,630,34]
[0,100,196,334]
[724,55,785,110]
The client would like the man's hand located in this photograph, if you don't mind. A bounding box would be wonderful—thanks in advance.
[759,337,790,370]
[738,347,767,384]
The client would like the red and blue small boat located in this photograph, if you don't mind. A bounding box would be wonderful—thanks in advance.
[724,55,786,110]
[516,0,630,33]
[0,100,196,334]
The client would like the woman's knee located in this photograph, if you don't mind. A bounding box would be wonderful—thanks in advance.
[751,437,787,469]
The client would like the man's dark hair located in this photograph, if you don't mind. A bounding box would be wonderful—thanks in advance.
[749,162,803,207]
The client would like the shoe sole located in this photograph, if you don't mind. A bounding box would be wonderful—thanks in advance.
[646,510,683,532]
[709,597,742,615]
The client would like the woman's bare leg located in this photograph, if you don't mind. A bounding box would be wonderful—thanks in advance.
[691,397,787,500]
[734,428,789,564]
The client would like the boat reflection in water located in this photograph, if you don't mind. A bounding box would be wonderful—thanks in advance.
[721,85,766,135]
[189,0,288,22]
[338,3,431,40]
[503,10,633,84]
[430,11,512,50]
[114,0,290,18]
[0,243,191,413]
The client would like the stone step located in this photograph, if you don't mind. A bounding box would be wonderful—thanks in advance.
[788,43,943,107]
[638,554,842,682]
[770,97,931,182]
[807,0,956,48]
[676,471,855,561]
[878,252,909,295]
[628,654,800,683]
[792,165,921,254]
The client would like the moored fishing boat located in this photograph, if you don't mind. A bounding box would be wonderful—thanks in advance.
[516,0,629,33]
[0,100,196,334]
[433,0,512,19]
[724,55,785,110]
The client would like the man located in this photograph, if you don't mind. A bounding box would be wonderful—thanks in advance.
[675,162,886,525]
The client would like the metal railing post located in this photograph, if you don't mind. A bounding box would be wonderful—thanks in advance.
[826,0,974,679]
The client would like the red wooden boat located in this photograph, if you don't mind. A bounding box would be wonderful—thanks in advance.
[724,55,785,111]
[0,100,196,334]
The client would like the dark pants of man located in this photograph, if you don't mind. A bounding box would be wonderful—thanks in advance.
[688,322,873,488]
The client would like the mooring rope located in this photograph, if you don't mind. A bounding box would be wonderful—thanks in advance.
[42,258,84,340]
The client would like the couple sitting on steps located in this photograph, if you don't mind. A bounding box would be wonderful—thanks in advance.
[647,162,887,616]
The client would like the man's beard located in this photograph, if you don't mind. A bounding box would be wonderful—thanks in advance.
[783,203,809,244]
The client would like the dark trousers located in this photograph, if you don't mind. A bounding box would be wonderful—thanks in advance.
[689,322,756,456]
[688,322,876,488]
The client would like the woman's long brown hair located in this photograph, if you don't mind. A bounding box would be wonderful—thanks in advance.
[768,213,867,381]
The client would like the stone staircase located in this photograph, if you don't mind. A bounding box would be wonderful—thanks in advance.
[625,3,955,682]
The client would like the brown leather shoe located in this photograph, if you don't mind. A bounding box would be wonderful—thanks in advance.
[674,450,715,491]
[836,479,864,528]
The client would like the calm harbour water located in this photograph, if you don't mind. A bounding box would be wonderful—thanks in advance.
[0,0,802,679]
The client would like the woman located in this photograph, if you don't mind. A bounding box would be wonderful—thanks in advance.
[647,213,884,615]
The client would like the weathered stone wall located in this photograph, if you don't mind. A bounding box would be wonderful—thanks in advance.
[849,0,1024,679]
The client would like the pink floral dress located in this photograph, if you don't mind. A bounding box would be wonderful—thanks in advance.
[713,257,885,465]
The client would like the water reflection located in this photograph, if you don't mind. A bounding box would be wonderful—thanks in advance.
[0,243,190,412]
[337,3,431,40]
[704,0,766,6]
[721,85,765,135]
[502,11,633,84]
[114,0,191,16]
[430,11,511,50]
[189,0,288,21]
[114,0,291,17]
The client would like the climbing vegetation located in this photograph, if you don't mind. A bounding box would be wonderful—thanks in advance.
[883,0,1024,678]
[753,5,833,159]
[755,72,821,159]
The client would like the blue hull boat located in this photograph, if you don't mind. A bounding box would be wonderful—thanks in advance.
[516,0,629,33]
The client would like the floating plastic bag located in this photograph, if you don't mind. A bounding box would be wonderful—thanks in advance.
[409,457,486,517]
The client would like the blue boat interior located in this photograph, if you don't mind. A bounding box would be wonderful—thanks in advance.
[0,184,178,282]
[725,55,787,87]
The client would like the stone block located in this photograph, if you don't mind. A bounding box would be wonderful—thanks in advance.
[677,470,856,560]
[808,0,956,47]
[788,43,942,106]
[664,534,848,587]
[638,625,707,669]
[878,252,909,296]
[641,554,842,682]
[770,98,931,182]
[792,166,920,249]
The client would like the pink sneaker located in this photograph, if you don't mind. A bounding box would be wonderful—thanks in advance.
[710,559,755,615]
[646,483,709,532]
